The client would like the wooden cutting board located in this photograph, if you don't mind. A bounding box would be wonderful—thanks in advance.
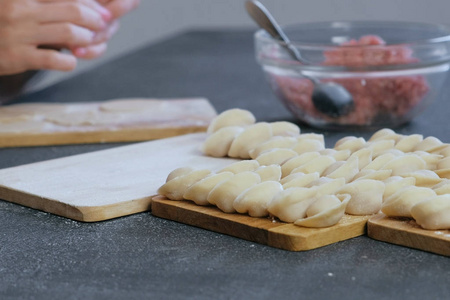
[0,133,236,222]
[0,98,216,147]
[368,214,450,256]
[151,196,370,251]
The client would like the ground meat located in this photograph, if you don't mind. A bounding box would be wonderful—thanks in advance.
[271,35,429,126]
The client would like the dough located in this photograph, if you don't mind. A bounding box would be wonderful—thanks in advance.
[206,108,256,134]
[218,160,260,174]
[255,165,282,182]
[410,195,450,230]
[382,186,436,218]
[183,172,234,205]
[248,136,297,159]
[255,148,298,166]
[201,126,244,157]
[228,122,273,159]
[233,181,283,217]
[267,187,318,223]
[280,152,320,178]
[158,169,211,200]
[270,121,300,137]
[338,179,385,215]
[282,172,320,189]
[207,171,261,213]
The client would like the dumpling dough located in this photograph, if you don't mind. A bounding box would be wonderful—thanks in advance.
[183,172,234,205]
[249,136,297,159]
[352,169,392,182]
[158,169,212,200]
[282,172,320,189]
[290,155,336,176]
[267,187,318,223]
[338,179,385,215]
[281,152,320,178]
[255,148,298,166]
[233,181,283,217]
[322,156,359,183]
[383,176,416,199]
[334,136,365,153]
[369,128,401,142]
[291,139,325,154]
[207,108,255,134]
[381,154,426,176]
[382,186,437,218]
[207,171,261,213]
[165,167,194,182]
[201,126,244,157]
[218,160,260,174]
[228,122,273,159]
[410,195,450,230]
[394,134,423,152]
[255,165,282,182]
[294,194,351,228]
[270,121,300,137]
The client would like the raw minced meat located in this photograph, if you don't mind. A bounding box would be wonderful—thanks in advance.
[271,35,429,126]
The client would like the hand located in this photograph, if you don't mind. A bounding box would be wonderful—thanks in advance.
[72,0,140,59]
[0,0,112,75]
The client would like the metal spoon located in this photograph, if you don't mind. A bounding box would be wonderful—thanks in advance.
[245,0,354,117]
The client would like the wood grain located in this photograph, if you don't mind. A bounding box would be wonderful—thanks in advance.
[151,196,370,251]
[0,133,237,222]
[0,98,216,147]
[368,213,450,256]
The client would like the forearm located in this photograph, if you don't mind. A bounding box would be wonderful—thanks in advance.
[0,71,41,105]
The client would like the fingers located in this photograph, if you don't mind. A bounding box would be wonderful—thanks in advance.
[105,0,140,19]
[27,48,77,71]
[37,2,110,31]
[72,42,108,59]
[31,23,95,47]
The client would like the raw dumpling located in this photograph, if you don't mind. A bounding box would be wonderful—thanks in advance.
[334,136,365,153]
[401,170,443,187]
[319,149,351,161]
[267,187,318,223]
[158,169,212,200]
[291,139,325,154]
[207,108,255,134]
[362,153,396,170]
[218,160,260,174]
[280,152,321,177]
[352,169,392,182]
[364,140,395,157]
[294,194,351,228]
[413,151,442,170]
[290,155,336,176]
[410,195,450,230]
[394,134,423,152]
[248,136,297,159]
[414,136,447,153]
[306,177,346,197]
[233,181,283,217]
[383,176,416,199]
[166,167,194,182]
[282,172,320,189]
[432,180,450,195]
[296,133,325,145]
[322,156,359,183]
[255,148,298,166]
[207,171,261,213]
[381,154,426,176]
[255,165,282,182]
[202,126,244,157]
[228,122,273,159]
[338,179,385,215]
[382,186,436,218]
[270,121,301,137]
[368,128,401,142]
[183,172,234,205]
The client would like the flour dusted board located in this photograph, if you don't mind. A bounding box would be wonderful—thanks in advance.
[368,214,450,256]
[0,133,236,222]
[151,196,370,251]
[0,98,216,147]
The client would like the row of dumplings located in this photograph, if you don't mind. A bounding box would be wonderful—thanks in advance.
[159,109,450,230]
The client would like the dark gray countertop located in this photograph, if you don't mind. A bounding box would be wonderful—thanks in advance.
[1,30,449,300]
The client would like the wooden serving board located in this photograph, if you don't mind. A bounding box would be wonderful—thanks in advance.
[368,214,450,256]
[0,98,216,147]
[0,133,236,222]
[151,196,370,251]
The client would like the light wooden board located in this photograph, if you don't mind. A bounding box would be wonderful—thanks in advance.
[151,196,370,252]
[368,214,450,256]
[0,133,237,222]
[0,98,216,147]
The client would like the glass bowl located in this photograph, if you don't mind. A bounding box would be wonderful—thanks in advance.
[254,21,450,129]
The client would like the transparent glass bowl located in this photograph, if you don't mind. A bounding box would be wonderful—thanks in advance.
[255,21,450,129]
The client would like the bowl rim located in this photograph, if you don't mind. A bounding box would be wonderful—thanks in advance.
[255,20,450,49]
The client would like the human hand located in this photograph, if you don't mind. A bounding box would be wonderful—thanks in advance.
[0,0,114,75]
[72,0,140,59]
